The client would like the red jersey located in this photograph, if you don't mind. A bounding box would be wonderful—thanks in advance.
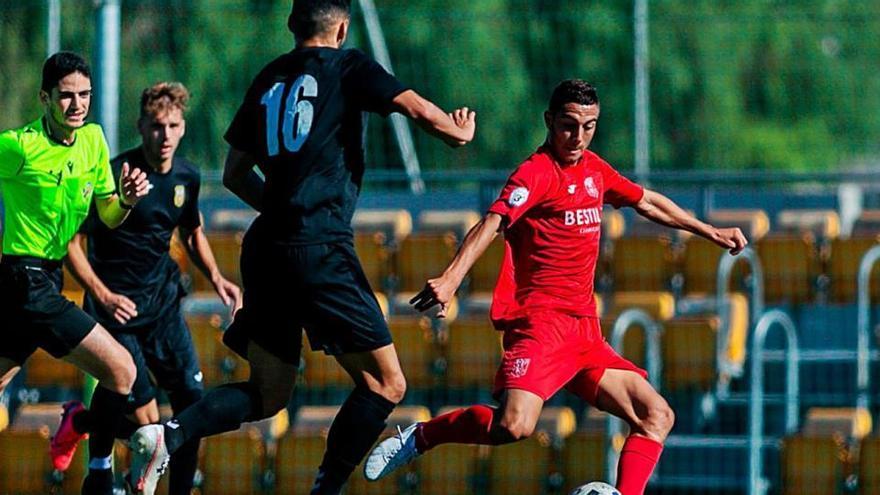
[487,146,644,326]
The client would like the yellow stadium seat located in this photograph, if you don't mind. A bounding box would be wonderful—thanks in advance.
[417,210,480,238]
[353,208,413,244]
[604,290,676,321]
[756,235,821,304]
[601,317,645,369]
[487,406,575,495]
[611,236,677,292]
[782,435,852,495]
[23,349,84,390]
[859,436,880,494]
[354,231,391,292]
[467,235,505,306]
[275,431,326,494]
[387,316,440,389]
[562,431,606,492]
[0,429,84,494]
[200,427,266,495]
[443,318,503,389]
[662,317,720,391]
[10,402,66,437]
[707,209,770,242]
[191,231,243,292]
[419,406,490,495]
[186,314,248,386]
[396,232,459,293]
[682,237,752,295]
[801,407,872,440]
[828,237,880,303]
[776,209,840,240]
[62,264,84,293]
[301,332,350,390]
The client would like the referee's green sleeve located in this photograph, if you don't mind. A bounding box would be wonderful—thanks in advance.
[0,129,24,180]
[93,127,116,199]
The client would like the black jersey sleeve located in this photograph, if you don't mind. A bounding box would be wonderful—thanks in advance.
[179,170,202,230]
[343,50,408,116]
[224,80,263,156]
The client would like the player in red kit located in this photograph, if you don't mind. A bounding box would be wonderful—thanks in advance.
[364,80,748,495]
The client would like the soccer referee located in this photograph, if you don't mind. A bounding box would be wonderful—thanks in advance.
[0,51,150,494]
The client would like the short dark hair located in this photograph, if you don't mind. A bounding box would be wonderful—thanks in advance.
[548,79,599,114]
[288,0,351,41]
[41,51,91,93]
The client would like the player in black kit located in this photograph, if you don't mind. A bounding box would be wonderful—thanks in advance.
[53,82,241,495]
[128,1,476,494]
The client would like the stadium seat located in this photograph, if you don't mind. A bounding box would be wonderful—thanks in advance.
[62,264,84,293]
[662,317,721,391]
[707,208,770,242]
[10,402,65,437]
[603,290,675,321]
[466,235,505,311]
[756,235,822,303]
[192,231,243,292]
[443,318,503,390]
[417,210,480,238]
[23,349,84,390]
[61,289,84,307]
[396,232,459,293]
[610,233,679,292]
[776,209,840,240]
[419,405,490,495]
[0,429,84,494]
[828,237,880,303]
[781,435,853,495]
[352,208,412,294]
[186,313,248,386]
[601,317,645,369]
[387,315,441,390]
[682,237,751,295]
[210,208,257,231]
[353,208,413,244]
[781,407,869,495]
[355,231,392,292]
[859,435,880,494]
[275,406,337,493]
[562,410,607,492]
[200,427,267,495]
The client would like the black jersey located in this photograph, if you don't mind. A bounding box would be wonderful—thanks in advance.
[80,147,201,328]
[224,47,407,244]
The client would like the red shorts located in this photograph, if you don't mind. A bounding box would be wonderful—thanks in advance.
[493,310,647,403]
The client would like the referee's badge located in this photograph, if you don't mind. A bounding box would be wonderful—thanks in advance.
[174,185,186,208]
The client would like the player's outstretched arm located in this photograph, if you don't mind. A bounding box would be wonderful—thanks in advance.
[96,162,151,228]
[222,147,264,212]
[411,212,503,318]
[179,224,243,316]
[65,233,138,324]
[633,188,748,255]
[391,90,476,148]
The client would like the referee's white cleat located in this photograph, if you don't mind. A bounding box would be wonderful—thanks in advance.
[364,423,421,481]
[129,424,170,495]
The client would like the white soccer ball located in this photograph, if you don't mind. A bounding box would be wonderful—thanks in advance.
[569,481,622,495]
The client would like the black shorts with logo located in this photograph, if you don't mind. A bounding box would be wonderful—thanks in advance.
[0,256,97,364]
[223,228,391,365]
[108,302,204,409]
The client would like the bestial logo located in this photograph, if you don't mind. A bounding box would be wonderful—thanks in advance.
[564,207,601,226]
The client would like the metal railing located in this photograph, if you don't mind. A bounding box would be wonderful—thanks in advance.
[856,244,880,410]
[605,308,662,485]
[716,247,764,383]
[748,309,800,495]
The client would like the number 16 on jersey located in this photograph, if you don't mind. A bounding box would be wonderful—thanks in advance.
[260,74,318,156]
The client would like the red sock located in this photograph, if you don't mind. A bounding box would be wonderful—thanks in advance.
[415,405,496,452]
[615,435,663,495]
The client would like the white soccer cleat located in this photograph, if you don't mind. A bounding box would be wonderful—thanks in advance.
[129,424,170,495]
[364,423,421,481]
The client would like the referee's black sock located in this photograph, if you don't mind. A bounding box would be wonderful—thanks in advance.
[163,382,264,454]
[311,386,396,495]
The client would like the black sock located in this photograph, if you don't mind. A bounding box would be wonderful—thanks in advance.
[163,382,263,454]
[168,388,203,495]
[88,385,129,460]
[312,386,396,495]
[81,467,114,495]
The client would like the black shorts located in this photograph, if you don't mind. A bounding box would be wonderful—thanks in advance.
[224,231,391,365]
[0,256,97,364]
[110,304,204,409]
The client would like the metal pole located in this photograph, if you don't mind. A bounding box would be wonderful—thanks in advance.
[634,0,650,181]
[855,245,880,410]
[357,0,425,194]
[47,0,61,57]
[94,0,120,155]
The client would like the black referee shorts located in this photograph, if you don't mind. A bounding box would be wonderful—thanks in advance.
[0,255,97,364]
[223,233,391,365]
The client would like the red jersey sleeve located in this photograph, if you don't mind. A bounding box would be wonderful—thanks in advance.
[487,159,552,228]
[600,160,644,208]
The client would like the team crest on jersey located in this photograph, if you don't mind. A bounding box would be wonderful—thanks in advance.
[82,181,93,200]
[508,187,529,207]
[568,184,577,195]
[173,185,186,208]
[508,358,531,378]
[584,177,599,198]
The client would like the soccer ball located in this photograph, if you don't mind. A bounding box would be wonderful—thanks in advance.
[569,481,622,495]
